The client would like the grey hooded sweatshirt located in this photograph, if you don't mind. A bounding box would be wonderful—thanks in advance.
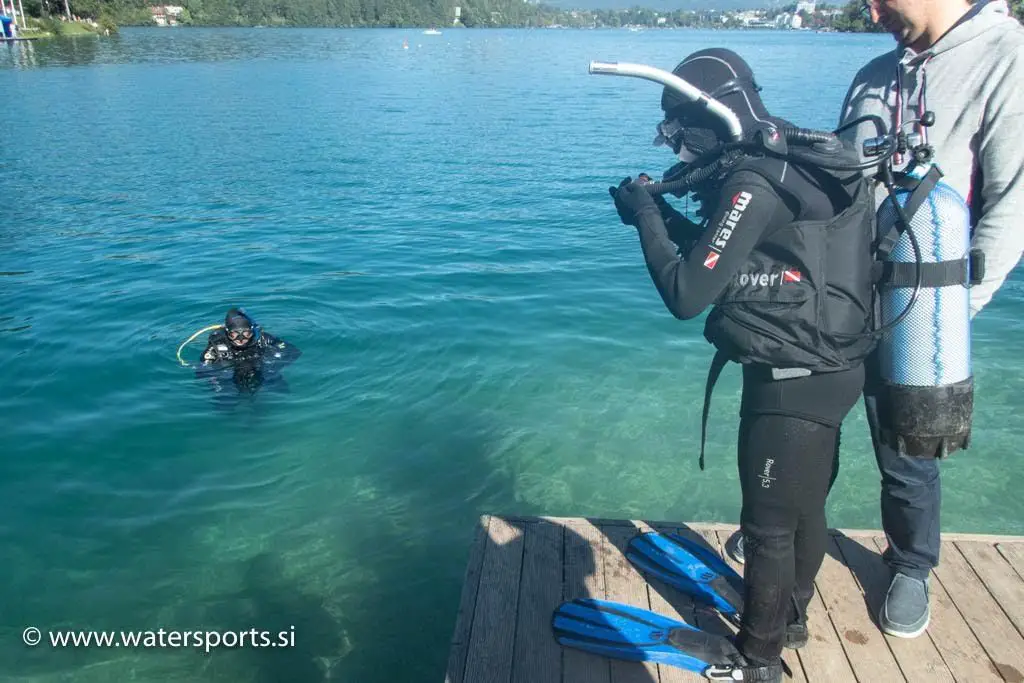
[839,0,1024,317]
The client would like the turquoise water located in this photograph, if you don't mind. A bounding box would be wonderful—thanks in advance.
[2,27,1023,682]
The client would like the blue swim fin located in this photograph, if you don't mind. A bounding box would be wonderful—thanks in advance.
[551,598,746,675]
[626,531,744,623]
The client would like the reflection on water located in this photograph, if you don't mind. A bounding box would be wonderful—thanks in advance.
[1,28,370,69]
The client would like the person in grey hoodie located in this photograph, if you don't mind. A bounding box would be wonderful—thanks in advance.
[839,0,1024,639]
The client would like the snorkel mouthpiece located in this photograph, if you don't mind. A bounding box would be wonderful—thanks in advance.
[588,61,744,142]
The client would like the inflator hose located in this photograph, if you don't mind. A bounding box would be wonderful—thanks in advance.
[177,324,223,366]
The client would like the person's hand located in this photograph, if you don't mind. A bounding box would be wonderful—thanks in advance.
[608,176,659,227]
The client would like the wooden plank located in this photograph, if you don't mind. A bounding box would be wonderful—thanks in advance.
[998,542,1024,583]
[799,577,859,683]
[562,518,611,683]
[870,537,1001,683]
[958,540,1024,640]
[602,522,660,683]
[445,515,491,683]
[815,533,905,681]
[933,539,1024,683]
[835,534,952,682]
[461,516,526,683]
[511,520,564,683]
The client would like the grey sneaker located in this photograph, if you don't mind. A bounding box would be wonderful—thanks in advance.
[725,530,745,564]
[879,573,931,638]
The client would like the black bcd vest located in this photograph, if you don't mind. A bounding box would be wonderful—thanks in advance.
[697,151,878,468]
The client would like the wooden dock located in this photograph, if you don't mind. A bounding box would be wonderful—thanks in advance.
[444,515,1024,683]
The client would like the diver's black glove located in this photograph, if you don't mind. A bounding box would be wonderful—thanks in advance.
[638,173,676,215]
[608,176,659,227]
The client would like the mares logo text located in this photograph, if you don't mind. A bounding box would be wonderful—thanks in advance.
[710,191,753,251]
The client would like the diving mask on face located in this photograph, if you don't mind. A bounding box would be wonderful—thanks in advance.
[654,118,720,164]
[227,327,254,343]
[653,118,687,157]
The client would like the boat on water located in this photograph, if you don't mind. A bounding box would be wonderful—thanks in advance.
[423,28,442,35]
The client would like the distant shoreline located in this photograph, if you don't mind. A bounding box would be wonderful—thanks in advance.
[57,0,885,34]
[109,21,883,34]
[14,17,114,39]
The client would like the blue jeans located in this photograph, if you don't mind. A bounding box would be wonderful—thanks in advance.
[862,350,941,581]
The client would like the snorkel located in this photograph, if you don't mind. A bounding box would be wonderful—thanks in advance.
[589,61,745,142]
[589,61,750,198]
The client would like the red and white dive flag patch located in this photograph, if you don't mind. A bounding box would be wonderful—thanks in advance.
[782,269,801,283]
[703,251,720,270]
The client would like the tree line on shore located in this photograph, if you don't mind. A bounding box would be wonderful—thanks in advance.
[21,0,1022,32]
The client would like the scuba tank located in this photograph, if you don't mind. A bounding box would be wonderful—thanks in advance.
[853,110,983,459]
[873,149,979,458]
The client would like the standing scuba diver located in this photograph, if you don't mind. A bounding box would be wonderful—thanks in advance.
[195,308,302,395]
[552,49,879,681]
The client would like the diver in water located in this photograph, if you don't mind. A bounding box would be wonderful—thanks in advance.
[602,49,876,679]
[196,308,301,395]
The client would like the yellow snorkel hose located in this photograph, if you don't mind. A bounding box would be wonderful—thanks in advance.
[177,324,224,366]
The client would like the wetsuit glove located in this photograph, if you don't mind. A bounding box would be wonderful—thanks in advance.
[608,176,659,227]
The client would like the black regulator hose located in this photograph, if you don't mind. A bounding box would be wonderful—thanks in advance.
[780,127,837,145]
[783,139,899,173]
[833,113,889,138]
[777,117,900,173]
[645,157,731,197]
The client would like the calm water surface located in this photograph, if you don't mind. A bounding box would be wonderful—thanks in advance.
[2,26,1022,682]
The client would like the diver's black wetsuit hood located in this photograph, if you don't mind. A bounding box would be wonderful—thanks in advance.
[659,48,772,156]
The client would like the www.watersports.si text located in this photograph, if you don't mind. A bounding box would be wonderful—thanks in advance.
[22,626,295,653]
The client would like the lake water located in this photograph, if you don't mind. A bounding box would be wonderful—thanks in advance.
[2,26,1022,683]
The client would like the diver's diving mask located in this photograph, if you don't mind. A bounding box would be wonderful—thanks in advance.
[653,118,686,154]
[227,327,254,343]
[653,119,719,164]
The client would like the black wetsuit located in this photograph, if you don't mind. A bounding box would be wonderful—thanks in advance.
[632,157,864,662]
[197,330,301,395]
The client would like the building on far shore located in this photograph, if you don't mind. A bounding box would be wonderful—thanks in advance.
[150,5,184,26]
